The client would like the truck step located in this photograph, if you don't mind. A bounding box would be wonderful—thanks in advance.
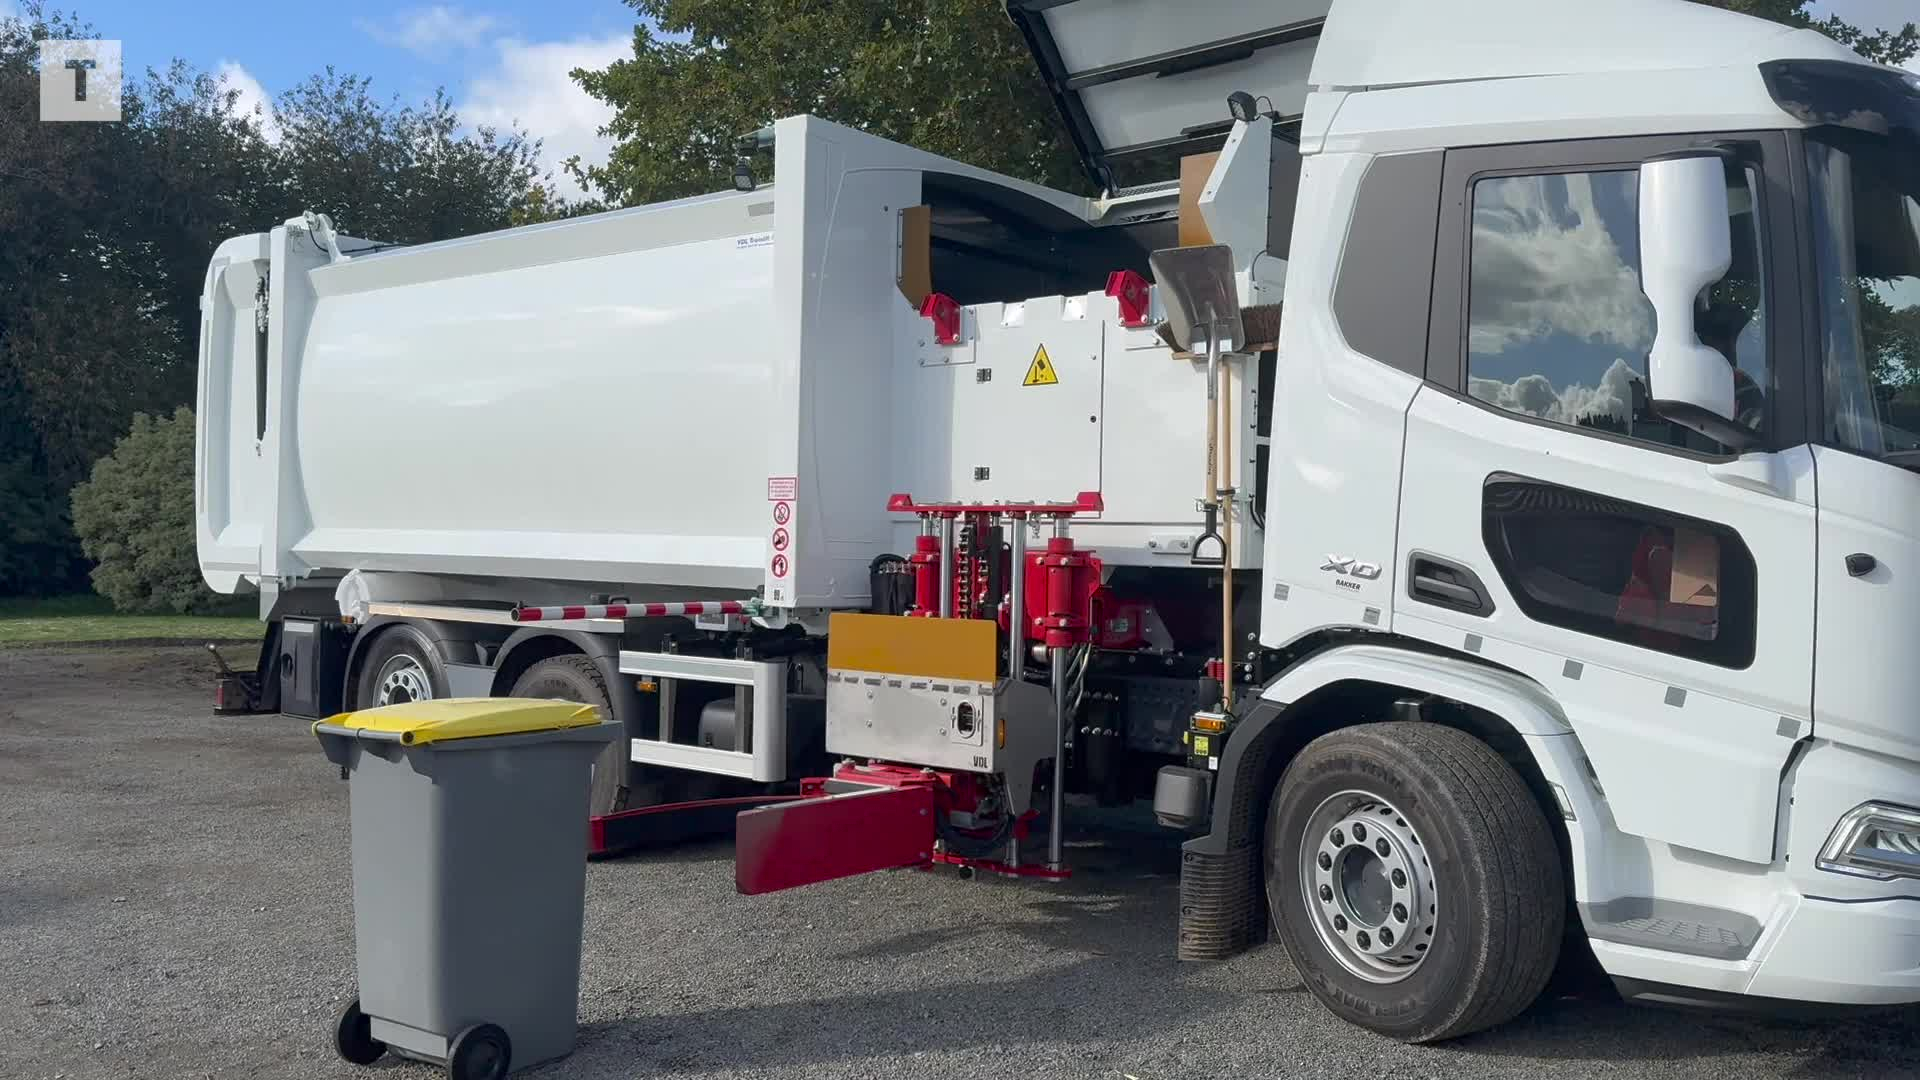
[1581,899,1760,961]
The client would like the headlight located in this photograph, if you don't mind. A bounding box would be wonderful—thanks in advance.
[1819,802,1920,880]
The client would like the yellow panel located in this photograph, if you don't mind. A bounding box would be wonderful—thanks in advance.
[828,613,998,683]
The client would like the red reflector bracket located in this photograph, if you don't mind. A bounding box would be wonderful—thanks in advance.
[919,292,963,346]
[1105,269,1151,327]
[735,783,935,894]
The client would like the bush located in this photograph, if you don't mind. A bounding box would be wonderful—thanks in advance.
[70,407,219,613]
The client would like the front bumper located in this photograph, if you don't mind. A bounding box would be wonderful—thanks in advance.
[1588,739,1920,1006]
[1745,894,1920,1005]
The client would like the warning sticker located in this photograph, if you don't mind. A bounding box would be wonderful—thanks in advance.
[770,554,790,578]
[772,501,791,525]
[771,528,790,551]
[767,476,797,501]
[1022,345,1059,387]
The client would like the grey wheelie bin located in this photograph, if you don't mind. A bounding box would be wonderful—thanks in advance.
[314,698,620,1080]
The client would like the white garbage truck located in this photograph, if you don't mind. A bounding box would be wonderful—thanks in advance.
[196,0,1920,1042]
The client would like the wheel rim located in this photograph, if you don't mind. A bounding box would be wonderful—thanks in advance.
[466,1040,504,1075]
[374,654,433,705]
[1298,789,1438,984]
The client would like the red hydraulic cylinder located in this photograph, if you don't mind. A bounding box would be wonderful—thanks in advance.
[1041,536,1093,648]
[908,532,941,616]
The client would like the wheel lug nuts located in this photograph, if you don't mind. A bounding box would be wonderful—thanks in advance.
[1331,828,1344,846]
[1319,884,1333,903]
[1375,839,1390,857]
[1333,914,1347,932]
[1393,903,1407,922]
[1353,823,1368,842]
[1318,852,1332,871]
[1391,869,1407,888]
[1355,930,1371,948]
[1380,928,1394,946]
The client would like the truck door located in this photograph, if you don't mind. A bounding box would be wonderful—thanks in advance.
[1803,131,1920,764]
[195,237,273,593]
[1393,132,1815,865]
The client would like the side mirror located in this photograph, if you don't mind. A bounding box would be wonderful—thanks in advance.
[1638,154,1754,449]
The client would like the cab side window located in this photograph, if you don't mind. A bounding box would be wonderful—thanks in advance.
[1463,165,1768,454]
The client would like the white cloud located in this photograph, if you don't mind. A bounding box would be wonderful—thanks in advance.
[459,34,628,182]
[357,5,502,58]
[217,60,280,143]
[1470,357,1640,429]
[1468,172,1653,357]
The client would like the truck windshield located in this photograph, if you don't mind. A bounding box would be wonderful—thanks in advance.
[1780,62,1920,467]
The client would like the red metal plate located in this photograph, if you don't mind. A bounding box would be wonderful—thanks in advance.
[734,784,936,895]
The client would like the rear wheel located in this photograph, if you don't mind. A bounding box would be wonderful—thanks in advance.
[332,997,385,1066]
[1266,722,1563,1042]
[354,625,447,709]
[445,1022,510,1080]
[509,654,626,816]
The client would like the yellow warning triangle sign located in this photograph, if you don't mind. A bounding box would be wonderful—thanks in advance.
[1023,345,1059,386]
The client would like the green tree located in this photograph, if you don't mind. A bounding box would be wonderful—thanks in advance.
[269,72,554,243]
[572,0,1083,205]
[0,2,562,599]
[69,407,213,612]
[1695,1,1918,66]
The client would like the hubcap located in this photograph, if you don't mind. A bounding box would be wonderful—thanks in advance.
[1299,790,1437,983]
[375,655,433,706]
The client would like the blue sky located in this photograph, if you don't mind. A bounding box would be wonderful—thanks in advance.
[3,1,1913,191]
[13,2,647,185]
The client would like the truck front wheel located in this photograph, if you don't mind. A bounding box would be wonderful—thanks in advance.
[1265,722,1563,1042]
[508,654,627,817]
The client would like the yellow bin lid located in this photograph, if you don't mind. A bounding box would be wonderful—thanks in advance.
[315,698,602,745]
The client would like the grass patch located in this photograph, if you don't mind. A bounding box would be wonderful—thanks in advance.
[0,594,262,647]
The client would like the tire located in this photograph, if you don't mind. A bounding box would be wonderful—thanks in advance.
[354,625,448,710]
[1265,722,1564,1042]
[333,997,386,1066]
[509,654,626,816]
[445,1022,511,1080]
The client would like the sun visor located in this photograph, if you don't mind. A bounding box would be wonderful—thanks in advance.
[1007,0,1330,190]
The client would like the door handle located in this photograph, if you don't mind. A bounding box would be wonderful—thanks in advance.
[1407,554,1494,617]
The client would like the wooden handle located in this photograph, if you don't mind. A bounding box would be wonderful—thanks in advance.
[1218,360,1234,493]
[1204,399,1219,503]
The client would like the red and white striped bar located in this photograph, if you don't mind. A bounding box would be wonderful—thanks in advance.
[510,600,753,623]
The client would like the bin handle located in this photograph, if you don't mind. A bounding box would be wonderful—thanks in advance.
[312,723,412,745]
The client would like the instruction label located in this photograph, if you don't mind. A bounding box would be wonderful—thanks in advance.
[767,476,798,603]
[1023,345,1059,386]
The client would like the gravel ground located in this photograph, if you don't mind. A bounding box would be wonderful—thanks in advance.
[4,645,1918,1080]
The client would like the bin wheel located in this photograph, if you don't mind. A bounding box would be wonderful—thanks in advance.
[446,1022,511,1080]
[333,997,386,1066]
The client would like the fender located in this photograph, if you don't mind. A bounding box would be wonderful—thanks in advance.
[493,625,663,757]
[1177,641,1608,960]
[340,615,470,706]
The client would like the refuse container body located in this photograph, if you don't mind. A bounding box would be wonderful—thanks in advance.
[315,698,620,1078]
